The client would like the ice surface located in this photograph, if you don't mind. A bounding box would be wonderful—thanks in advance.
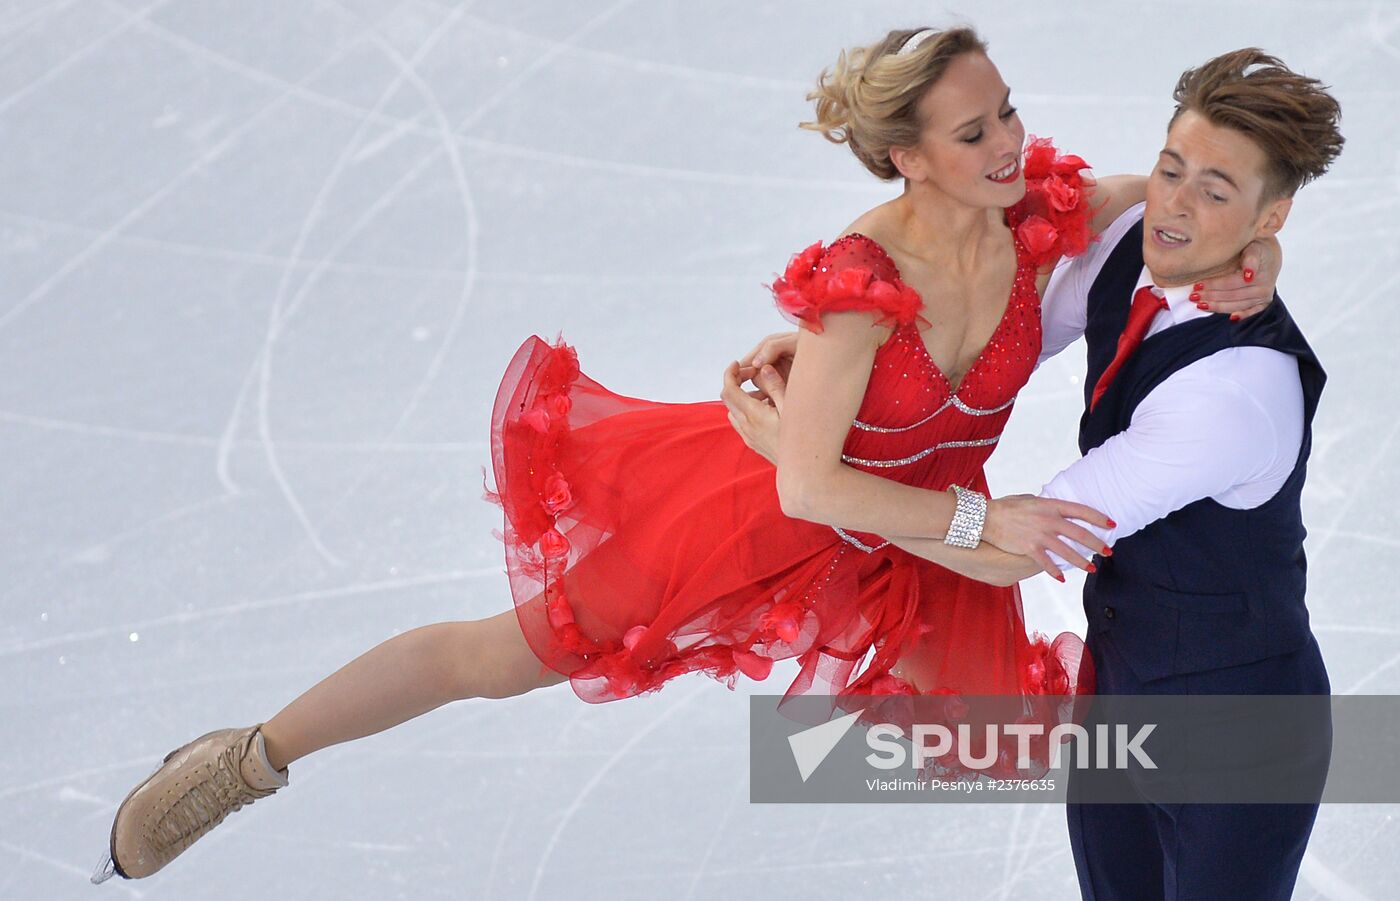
[2,1,1398,898]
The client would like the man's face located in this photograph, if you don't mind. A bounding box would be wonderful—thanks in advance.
[1143,109,1291,287]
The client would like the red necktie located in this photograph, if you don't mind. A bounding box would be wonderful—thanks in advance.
[1090,285,1170,411]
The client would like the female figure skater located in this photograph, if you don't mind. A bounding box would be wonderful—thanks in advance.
[94,25,1279,883]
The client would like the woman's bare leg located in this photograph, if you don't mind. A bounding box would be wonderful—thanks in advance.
[258,606,566,771]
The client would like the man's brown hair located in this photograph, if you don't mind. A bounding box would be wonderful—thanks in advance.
[1170,49,1344,202]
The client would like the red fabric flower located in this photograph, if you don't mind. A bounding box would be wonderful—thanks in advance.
[538,528,571,558]
[1017,215,1059,257]
[541,472,574,515]
[731,647,774,681]
[1043,176,1082,213]
[864,279,900,307]
[758,602,806,644]
[829,266,873,298]
[546,393,572,417]
[1022,633,1075,695]
[1022,136,1088,180]
[622,624,648,652]
[1008,136,1102,268]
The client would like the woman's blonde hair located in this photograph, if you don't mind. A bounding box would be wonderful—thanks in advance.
[802,26,989,180]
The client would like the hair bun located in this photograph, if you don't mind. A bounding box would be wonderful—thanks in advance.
[799,26,987,181]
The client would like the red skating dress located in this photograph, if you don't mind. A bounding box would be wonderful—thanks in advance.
[486,138,1099,720]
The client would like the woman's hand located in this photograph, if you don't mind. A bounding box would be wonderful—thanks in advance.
[735,331,798,401]
[1196,235,1282,320]
[982,494,1115,581]
[721,361,786,464]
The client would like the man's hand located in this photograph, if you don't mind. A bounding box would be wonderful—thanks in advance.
[721,360,789,465]
[1196,236,1282,321]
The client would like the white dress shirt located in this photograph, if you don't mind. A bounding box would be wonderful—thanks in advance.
[1032,203,1305,569]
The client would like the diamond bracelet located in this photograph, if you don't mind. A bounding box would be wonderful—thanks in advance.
[943,484,988,548]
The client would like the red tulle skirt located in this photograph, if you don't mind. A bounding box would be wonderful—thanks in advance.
[485,335,1092,742]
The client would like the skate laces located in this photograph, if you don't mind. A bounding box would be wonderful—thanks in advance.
[150,734,277,862]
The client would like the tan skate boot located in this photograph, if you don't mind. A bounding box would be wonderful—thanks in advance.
[91,723,289,883]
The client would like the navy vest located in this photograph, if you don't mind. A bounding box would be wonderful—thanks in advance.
[1079,219,1326,683]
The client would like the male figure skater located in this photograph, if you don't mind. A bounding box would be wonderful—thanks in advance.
[724,48,1342,899]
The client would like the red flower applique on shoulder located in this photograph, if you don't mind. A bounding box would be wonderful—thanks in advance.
[1006,135,1104,268]
[768,236,929,334]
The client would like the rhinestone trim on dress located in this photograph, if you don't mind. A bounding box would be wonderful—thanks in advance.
[852,393,1017,432]
[832,527,890,553]
[951,394,1016,417]
[842,434,1001,468]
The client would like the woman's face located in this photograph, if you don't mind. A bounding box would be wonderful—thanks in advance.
[897,51,1027,208]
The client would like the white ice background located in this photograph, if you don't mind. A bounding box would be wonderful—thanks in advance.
[3,1,1399,898]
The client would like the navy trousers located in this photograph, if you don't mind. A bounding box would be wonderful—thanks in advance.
[1066,630,1330,900]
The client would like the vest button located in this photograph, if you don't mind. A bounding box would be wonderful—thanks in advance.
[1103,606,1116,619]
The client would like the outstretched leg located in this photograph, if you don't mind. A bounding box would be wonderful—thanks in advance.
[260,606,568,769]
[96,605,565,882]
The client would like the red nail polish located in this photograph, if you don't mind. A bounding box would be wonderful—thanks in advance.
[1102,546,1113,557]
[1107,519,1117,529]
[1230,313,1240,322]
[1189,292,1201,302]
[1087,563,1097,574]
[1196,304,1209,312]
[1193,283,1204,291]
[1243,268,1255,282]
[1055,572,1066,583]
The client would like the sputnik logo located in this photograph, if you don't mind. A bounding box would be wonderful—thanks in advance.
[787,708,866,782]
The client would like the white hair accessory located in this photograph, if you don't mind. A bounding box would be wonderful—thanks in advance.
[897,28,938,56]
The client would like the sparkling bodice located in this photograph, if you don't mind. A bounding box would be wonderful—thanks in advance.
[820,228,1043,550]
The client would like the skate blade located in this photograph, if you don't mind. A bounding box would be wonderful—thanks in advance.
[90,852,117,884]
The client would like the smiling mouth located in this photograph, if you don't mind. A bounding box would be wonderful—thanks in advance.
[1152,226,1191,247]
[987,159,1020,184]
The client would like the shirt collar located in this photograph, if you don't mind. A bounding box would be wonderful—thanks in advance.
[1134,266,1211,327]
